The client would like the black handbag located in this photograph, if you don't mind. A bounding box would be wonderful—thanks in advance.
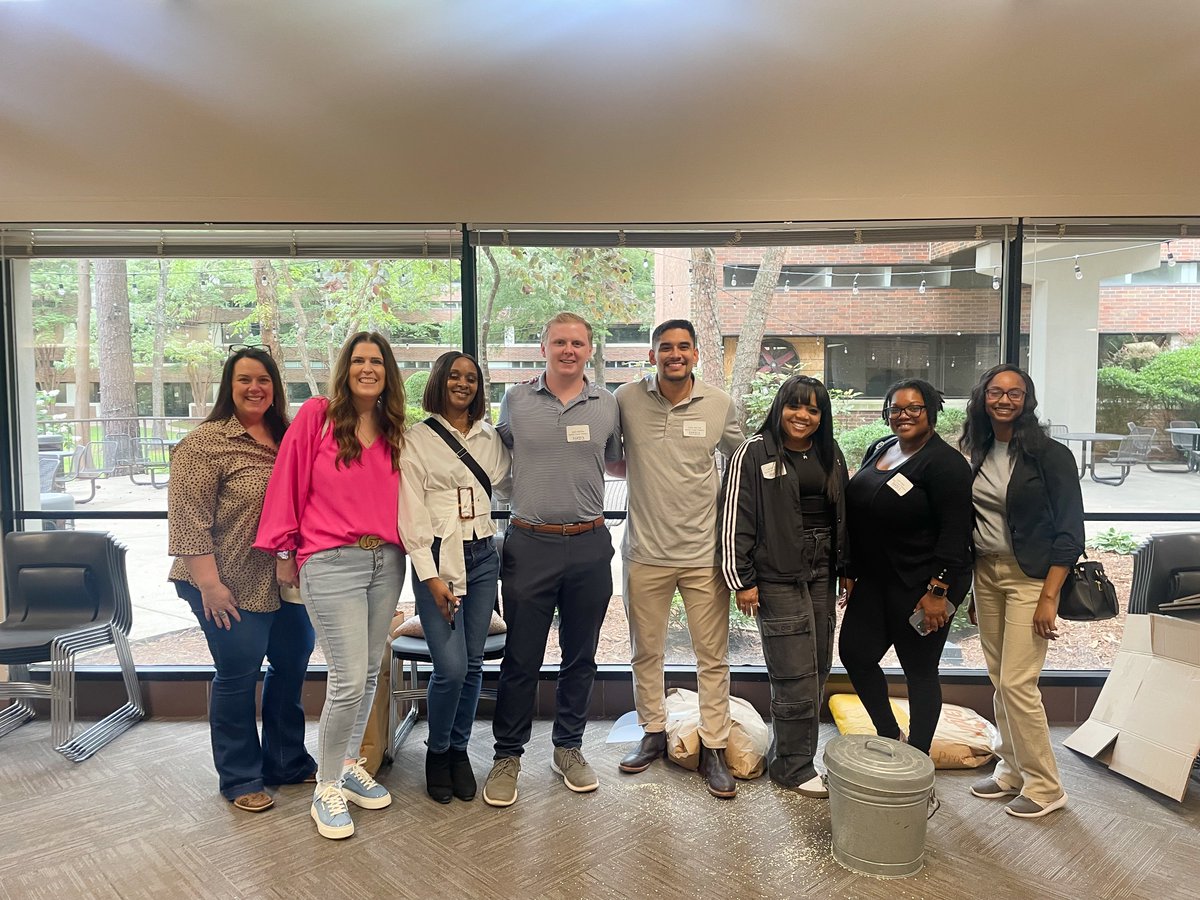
[1058,555,1119,621]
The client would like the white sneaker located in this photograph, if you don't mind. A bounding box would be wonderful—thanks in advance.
[794,773,829,798]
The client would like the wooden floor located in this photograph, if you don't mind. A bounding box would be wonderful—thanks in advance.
[0,717,1197,900]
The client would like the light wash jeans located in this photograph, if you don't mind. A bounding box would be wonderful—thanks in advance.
[300,543,405,788]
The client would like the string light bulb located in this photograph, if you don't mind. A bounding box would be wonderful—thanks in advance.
[852,274,860,296]
[992,267,1001,290]
[57,281,66,296]
[784,278,791,292]
[642,258,649,269]
[1167,242,1177,267]
[260,273,269,286]
[1073,256,1083,280]
[730,271,737,287]
[918,280,926,295]
[843,345,848,354]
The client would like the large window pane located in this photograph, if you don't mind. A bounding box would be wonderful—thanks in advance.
[476,232,1007,669]
[8,229,461,667]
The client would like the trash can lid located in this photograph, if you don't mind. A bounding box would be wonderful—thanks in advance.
[824,734,935,793]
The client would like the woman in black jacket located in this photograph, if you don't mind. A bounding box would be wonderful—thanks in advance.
[839,379,973,759]
[960,364,1083,819]
[720,375,849,797]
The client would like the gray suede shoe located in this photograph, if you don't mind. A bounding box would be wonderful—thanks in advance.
[1005,792,1068,818]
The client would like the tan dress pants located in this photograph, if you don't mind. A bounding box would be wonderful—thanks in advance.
[975,553,1064,804]
[623,561,731,748]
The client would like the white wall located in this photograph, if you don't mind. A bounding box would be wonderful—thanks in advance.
[0,1,1197,225]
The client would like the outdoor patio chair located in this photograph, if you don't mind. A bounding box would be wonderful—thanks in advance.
[0,531,144,761]
[1147,420,1200,473]
[37,454,75,531]
[1047,423,1068,443]
[65,439,118,504]
[1096,426,1155,485]
[129,436,171,488]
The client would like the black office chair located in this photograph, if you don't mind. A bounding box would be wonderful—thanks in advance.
[0,531,145,761]
[1127,532,1200,618]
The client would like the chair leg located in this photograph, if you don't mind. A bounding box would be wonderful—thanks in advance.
[390,657,424,753]
[53,631,146,763]
[0,665,38,740]
[75,477,97,504]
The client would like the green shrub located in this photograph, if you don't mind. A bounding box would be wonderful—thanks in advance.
[837,421,893,468]
[1087,527,1140,555]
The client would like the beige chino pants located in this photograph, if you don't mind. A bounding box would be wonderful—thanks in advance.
[623,561,731,748]
[974,553,1064,804]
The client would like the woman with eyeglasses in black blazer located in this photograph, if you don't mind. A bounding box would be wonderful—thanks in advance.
[838,378,974,759]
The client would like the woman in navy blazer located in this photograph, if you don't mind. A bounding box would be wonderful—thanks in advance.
[839,379,974,759]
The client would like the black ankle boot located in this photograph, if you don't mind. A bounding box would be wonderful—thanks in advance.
[699,745,737,799]
[426,748,453,804]
[447,747,477,801]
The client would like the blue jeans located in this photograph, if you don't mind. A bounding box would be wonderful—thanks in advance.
[412,538,500,753]
[177,581,316,800]
[300,543,405,787]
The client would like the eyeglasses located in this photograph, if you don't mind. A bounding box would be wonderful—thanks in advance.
[227,343,273,357]
[884,404,926,420]
[985,387,1026,402]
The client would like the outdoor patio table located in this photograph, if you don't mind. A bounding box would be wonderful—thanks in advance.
[1057,432,1125,483]
[1165,427,1200,473]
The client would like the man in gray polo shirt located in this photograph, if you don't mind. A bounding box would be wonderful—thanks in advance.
[482,311,623,808]
[614,319,744,798]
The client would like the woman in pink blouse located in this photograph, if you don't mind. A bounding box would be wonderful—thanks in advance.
[256,331,407,840]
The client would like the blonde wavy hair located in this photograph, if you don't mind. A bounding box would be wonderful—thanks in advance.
[326,331,406,471]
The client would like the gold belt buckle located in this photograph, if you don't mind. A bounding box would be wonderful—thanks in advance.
[357,534,383,550]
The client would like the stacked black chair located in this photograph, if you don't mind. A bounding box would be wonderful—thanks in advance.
[1127,532,1200,618]
[0,531,145,761]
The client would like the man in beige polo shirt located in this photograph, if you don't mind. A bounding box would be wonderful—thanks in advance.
[613,319,744,798]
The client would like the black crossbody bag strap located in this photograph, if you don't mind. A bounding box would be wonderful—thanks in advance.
[423,417,492,499]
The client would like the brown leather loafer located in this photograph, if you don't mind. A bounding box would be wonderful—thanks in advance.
[619,731,667,773]
[699,746,737,799]
[232,791,274,812]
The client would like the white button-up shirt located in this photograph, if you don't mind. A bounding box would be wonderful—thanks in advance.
[398,414,511,590]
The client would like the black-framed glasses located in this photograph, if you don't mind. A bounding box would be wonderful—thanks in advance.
[985,387,1025,402]
[227,343,273,357]
[884,404,926,420]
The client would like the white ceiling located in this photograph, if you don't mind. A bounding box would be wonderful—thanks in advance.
[0,0,1197,224]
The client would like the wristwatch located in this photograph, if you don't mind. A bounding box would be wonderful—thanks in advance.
[276,550,292,560]
[926,581,949,598]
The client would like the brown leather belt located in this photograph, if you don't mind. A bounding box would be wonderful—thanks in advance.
[511,516,605,536]
[356,535,384,550]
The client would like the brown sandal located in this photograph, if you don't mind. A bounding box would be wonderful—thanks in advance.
[232,791,274,812]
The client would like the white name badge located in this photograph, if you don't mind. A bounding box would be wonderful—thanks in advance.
[683,421,707,438]
[888,473,914,496]
[761,462,781,479]
[565,424,591,442]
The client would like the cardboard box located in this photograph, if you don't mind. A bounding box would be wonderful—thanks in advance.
[1064,614,1200,801]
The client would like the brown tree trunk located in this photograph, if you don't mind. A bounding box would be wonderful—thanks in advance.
[94,259,138,456]
[254,259,283,361]
[74,259,92,442]
[281,266,319,395]
[151,260,169,436]
[592,336,607,392]
[480,247,502,418]
[729,247,786,428]
[691,247,725,390]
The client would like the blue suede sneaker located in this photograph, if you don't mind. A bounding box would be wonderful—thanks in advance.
[341,758,392,809]
[311,782,354,840]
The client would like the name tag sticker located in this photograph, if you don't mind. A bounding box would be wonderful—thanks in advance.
[888,473,914,496]
[761,462,781,480]
[683,421,707,438]
[565,424,591,443]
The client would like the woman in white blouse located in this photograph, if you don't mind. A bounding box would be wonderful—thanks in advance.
[399,351,510,804]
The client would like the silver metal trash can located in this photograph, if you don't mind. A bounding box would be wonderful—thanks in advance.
[825,734,936,878]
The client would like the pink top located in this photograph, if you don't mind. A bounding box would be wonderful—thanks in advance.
[254,397,403,569]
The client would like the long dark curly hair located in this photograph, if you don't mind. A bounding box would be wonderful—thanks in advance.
[959,363,1050,467]
[326,331,406,471]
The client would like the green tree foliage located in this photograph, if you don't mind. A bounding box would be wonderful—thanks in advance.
[1098,341,1200,426]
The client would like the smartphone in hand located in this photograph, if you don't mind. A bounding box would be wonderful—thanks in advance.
[908,608,928,635]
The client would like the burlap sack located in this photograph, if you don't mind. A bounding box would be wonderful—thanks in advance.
[663,687,769,779]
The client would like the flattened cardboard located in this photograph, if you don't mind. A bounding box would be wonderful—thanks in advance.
[1064,614,1200,801]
